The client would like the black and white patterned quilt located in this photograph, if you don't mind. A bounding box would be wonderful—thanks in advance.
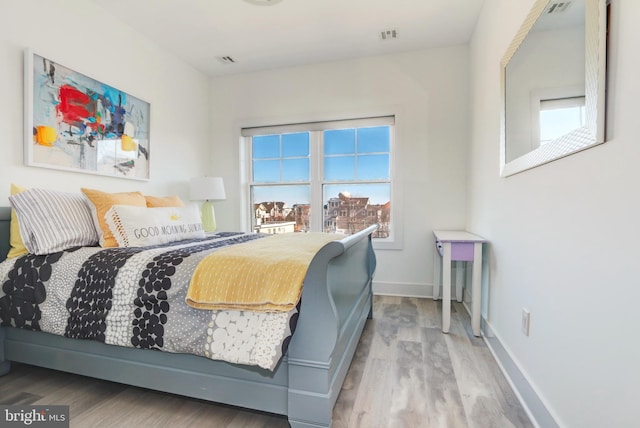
[0,233,300,370]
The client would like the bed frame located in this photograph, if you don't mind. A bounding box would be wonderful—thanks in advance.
[0,206,376,428]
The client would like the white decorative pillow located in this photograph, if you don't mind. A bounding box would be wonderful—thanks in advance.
[9,188,99,255]
[105,204,206,247]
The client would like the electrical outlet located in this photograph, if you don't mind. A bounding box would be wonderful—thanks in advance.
[521,308,531,336]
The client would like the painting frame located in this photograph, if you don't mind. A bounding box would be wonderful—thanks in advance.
[24,49,151,180]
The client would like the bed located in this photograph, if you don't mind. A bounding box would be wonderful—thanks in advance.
[0,205,377,428]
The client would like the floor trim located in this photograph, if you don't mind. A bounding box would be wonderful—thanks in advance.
[372,281,431,298]
[372,289,559,427]
[481,319,560,428]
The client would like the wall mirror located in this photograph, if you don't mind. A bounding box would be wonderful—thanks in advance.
[500,0,607,177]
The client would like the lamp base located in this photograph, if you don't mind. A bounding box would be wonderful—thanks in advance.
[201,200,217,233]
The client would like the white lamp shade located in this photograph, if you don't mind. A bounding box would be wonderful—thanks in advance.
[189,177,226,201]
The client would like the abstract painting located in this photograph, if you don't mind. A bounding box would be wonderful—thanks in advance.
[24,50,150,180]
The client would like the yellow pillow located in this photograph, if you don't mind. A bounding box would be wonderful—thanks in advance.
[144,195,184,207]
[7,183,28,258]
[81,188,147,247]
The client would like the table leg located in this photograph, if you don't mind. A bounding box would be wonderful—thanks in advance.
[442,242,451,333]
[456,261,464,303]
[433,240,441,300]
[471,242,482,336]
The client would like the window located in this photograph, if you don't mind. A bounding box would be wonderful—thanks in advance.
[539,96,586,145]
[530,87,587,150]
[242,116,396,246]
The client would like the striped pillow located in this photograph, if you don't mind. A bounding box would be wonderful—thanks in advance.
[9,188,99,255]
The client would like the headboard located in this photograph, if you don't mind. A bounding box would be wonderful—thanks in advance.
[0,207,11,263]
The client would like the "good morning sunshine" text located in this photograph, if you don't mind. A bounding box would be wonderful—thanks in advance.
[134,223,203,239]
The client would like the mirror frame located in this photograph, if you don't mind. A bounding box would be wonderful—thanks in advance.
[500,0,607,177]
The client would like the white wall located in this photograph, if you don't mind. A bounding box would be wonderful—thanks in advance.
[209,47,470,294]
[0,0,211,200]
[469,1,639,427]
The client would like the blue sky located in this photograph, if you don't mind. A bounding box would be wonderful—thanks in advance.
[252,126,391,206]
[540,105,585,143]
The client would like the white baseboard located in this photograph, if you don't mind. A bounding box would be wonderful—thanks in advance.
[371,286,560,428]
[372,282,560,428]
[373,280,461,300]
[481,319,560,428]
[372,280,432,298]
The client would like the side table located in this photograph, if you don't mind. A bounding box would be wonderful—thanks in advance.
[433,230,486,336]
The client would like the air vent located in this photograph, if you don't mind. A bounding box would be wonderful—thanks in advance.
[217,56,236,65]
[546,1,572,14]
[379,28,399,41]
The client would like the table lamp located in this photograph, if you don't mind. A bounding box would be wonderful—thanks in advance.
[189,177,226,232]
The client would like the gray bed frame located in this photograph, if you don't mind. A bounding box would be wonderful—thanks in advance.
[0,206,377,428]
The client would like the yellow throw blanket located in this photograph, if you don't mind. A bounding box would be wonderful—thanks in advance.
[186,232,341,312]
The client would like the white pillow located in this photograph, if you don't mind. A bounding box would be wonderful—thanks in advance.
[9,188,99,255]
[105,204,206,247]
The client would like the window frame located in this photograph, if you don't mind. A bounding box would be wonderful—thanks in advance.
[240,116,402,250]
[530,86,586,150]
[539,96,586,145]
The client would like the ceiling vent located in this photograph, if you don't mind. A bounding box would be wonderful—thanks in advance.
[546,1,573,14]
[379,28,399,41]
[217,56,236,65]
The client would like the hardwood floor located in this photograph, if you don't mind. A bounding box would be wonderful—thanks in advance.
[0,296,533,427]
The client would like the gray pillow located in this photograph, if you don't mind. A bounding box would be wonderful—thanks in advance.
[9,188,99,255]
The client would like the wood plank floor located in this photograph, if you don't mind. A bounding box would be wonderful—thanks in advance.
[0,296,533,427]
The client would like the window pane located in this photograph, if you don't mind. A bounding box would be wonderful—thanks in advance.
[358,154,390,180]
[246,118,394,242]
[253,135,280,158]
[282,158,309,181]
[253,185,310,206]
[324,155,355,180]
[323,183,390,238]
[324,129,355,155]
[253,159,280,183]
[540,106,585,144]
[252,185,311,233]
[282,132,309,157]
[358,126,390,153]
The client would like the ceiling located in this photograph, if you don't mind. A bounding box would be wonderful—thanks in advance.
[90,0,485,77]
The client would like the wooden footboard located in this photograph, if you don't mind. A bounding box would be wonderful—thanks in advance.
[0,206,376,428]
[287,226,376,427]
